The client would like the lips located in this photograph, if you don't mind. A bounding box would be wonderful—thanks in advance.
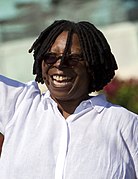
[51,74,73,88]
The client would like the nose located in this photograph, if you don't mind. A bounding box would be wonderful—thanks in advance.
[54,58,68,68]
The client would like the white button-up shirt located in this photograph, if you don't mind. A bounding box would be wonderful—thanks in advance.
[0,75,138,179]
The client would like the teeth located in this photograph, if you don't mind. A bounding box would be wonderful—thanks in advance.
[52,75,71,81]
[53,80,68,87]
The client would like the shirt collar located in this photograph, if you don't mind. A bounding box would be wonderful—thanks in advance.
[89,94,108,113]
[42,90,108,113]
[42,90,57,109]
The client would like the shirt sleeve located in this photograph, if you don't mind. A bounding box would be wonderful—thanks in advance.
[122,112,138,178]
[0,75,25,134]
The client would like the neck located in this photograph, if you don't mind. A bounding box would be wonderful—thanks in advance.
[53,95,90,119]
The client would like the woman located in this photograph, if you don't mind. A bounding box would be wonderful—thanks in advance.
[0,20,137,179]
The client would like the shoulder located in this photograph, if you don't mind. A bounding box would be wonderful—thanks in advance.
[106,99,138,121]
[0,75,25,87]
[0,75,40,109]
[0,75,39,93]
[103,96,138,133]
[90,94,137,116]
[92,94,138,128]
[93,93,138,118]
[0,75,41,134]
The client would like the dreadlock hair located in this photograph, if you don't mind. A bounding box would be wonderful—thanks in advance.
[29,19,118,93]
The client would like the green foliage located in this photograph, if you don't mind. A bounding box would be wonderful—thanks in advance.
[103,77,138,114]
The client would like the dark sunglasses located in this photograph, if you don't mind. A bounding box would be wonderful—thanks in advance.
[43,52,84,66]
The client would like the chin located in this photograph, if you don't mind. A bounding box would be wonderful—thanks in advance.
[51,92,71,101]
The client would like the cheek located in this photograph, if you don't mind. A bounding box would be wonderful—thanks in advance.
[80,68,90,87]
[77,65,89,80]
[74,67,90,89]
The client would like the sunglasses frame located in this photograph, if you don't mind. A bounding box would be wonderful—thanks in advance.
[43,52,84,66]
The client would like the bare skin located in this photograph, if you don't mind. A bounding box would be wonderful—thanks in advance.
[0,133,4,157]
[42,31,90,119]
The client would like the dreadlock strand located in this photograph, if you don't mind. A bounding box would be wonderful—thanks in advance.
[61,28,73,61]
[29,20,67,53]
[80,22,106,65]
[83,22,110,50]
[76,23,92,65]
[82,23,108,54]
[84,22,117,71]
[75,23,87,60]
[75,23,98,92]
[78,22,116,91]
[83,22,117,72]
[78,23,99,66]
[36,24,65,59]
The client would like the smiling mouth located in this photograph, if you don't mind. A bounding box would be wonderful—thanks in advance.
[51,75,73,87]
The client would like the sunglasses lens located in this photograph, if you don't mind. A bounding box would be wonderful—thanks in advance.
[44,54,57,64]
[43,53,83,66]
[67,58,77,66]
[67,55,82,66]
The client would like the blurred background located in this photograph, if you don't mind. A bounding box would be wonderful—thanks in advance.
[0,0,138,113]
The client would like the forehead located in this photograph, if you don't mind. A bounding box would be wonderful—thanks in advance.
[50,31,81,53]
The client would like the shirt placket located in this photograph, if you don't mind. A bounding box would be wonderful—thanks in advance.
[54,119,69,179]
[53,100,93,179]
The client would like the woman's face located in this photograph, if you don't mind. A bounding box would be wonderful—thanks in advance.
[41,31,90,102]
